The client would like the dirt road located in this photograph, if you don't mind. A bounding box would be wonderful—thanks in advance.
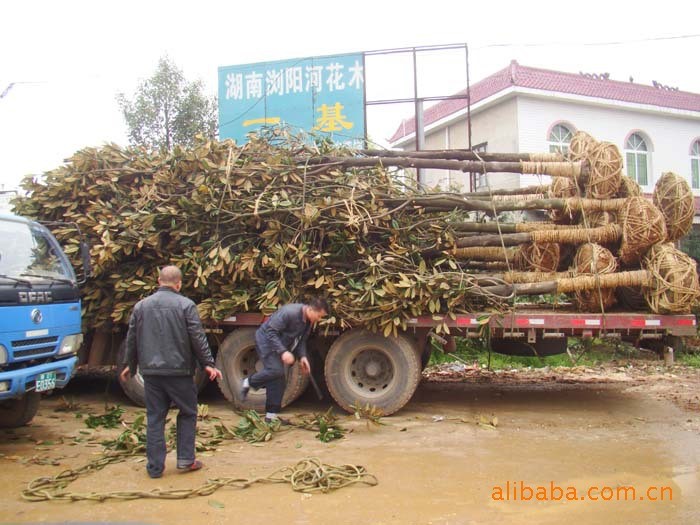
[1,364,699,525]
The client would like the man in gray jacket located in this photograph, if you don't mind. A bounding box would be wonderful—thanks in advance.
[120,265,221,478]
[241,298,329,423]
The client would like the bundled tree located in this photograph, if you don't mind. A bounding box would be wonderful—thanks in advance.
[116,56,217,151]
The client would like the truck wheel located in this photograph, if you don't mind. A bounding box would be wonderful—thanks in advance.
[0,392,41,428]
[215,328,309,411]
[324,329,421,416]
[117,342,209,407]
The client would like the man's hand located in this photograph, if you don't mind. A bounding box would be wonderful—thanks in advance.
[300,356,311,375]
[204,365,223,381]
[119,367,131,382]
[281,351,295,366]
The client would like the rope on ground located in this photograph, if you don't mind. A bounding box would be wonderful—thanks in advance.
[22,458,377,502]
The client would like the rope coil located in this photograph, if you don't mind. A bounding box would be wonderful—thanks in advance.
[22,457,378,502]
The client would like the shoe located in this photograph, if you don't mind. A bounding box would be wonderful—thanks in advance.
[148,471,163,479]
[177,459,203,472]
[265,416,291,426]
[240,379,250,401]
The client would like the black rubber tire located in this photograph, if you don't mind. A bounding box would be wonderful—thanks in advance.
[324,329,421,416]
[0,392,41,428]
[215,328,309,411]
[117,341,209,407]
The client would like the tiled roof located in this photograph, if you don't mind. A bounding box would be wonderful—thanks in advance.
[389,60,700,143]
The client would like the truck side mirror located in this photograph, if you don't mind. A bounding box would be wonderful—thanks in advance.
[79,241,91,283]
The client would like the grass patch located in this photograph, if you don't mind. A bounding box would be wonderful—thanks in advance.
[677,353,700,368]
[428,337,645,370]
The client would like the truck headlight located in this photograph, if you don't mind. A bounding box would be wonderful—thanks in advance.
[0,344,7,365]
[58,334,83,356]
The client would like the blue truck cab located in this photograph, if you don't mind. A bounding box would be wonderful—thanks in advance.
[0,213,82,427]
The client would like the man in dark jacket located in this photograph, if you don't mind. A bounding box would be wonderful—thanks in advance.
[120,265,222,478]
[241,298,329,423]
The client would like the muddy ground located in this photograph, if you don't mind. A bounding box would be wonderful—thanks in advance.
[1,361,699,525]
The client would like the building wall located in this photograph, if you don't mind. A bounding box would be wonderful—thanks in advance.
[516,95,700,192]
[415,97,521,191]
[400,92,700,195]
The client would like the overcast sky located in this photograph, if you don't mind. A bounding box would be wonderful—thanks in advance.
[1,0,699,191]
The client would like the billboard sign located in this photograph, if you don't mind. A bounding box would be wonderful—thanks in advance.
[218,53,365,144]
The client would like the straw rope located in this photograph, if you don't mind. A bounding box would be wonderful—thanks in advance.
[556,270,650,294]
[619,197,667,265]
[452,246,518,261]
[568,131,598,162]
[529,152,566,162]
[572,243,618,311]
[514,242,561,272]
[530,224,621,245]
[520,161,582,178]
[653,172,694,242]
[548,177,579,223]
[586,142,622,199]
[503,270,573,283]
[584,210,618,229]
[618,175,642,197]
[22,458,378,502]
[643,244,700,314]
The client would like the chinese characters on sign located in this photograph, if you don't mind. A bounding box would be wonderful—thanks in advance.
[218,54,365,144]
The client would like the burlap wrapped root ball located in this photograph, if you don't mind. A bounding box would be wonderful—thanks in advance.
[643,243,700,314]
[617,175,642,198]
[653,172,694,242]
[579,210,618,228]
[548,177,579,224]
[514,242,560,272]
[618,197,667,265]
[572,243,618,311]
[585,142,622,199]
[568,131,598,162]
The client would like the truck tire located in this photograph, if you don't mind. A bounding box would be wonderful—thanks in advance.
[117,342,209,407]
[324,329,421,416]
[0,392,41,428]
[215,328,309,411]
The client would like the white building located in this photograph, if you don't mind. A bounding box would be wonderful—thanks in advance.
[389,60,700,200]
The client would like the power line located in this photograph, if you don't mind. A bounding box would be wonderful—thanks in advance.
[479,33,700,49]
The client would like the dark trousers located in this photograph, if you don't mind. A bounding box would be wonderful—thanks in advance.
[248,334,286,413]
[143,375,198,477]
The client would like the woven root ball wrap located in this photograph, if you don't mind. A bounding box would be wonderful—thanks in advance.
[580,210,618,229]
[572,243,618,311]
[653,172,694,242]
[568,131,598,162]
[617,176,642,198]
[619,197,667,265]
[643,244,700,314]
[513,242,560,272]
[586,142,622,199]
[548,177,579,224]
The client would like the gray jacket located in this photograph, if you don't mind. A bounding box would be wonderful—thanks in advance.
[256,303,311,358]
[124,286,215,376]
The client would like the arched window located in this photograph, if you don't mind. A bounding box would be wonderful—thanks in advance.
[547,124,574,154]
[625,133,649,186]
[691,140,700,189]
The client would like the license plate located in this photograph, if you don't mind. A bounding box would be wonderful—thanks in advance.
[35,372,56,392]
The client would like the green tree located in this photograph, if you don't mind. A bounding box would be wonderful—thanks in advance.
[117,56,217,150]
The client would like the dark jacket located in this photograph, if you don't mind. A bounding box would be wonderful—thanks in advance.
[256,303,311,358]
[124,286,215,376]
